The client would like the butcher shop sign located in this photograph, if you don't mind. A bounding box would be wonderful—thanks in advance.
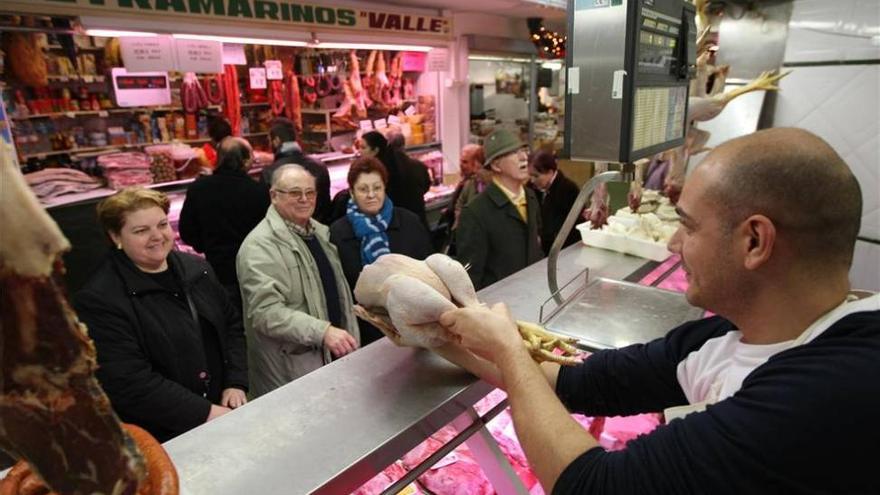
[12,0,453,39]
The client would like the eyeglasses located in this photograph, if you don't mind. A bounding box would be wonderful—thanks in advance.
[273,188,317,201]
[354,184,384,195]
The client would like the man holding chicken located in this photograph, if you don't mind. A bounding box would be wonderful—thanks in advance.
[438,128,879,494]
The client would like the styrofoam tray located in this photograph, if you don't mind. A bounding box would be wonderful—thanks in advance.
[577,222,672,262]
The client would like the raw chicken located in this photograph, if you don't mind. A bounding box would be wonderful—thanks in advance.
[687,70,790,123]
[353,254,581,365]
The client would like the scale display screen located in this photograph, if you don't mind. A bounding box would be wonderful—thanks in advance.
[631,86,687,153]
[111,68,172,107]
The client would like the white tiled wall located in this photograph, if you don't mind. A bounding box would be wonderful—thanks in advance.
[771,0,879,290]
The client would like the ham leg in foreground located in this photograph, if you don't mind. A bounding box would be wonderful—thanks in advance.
[353,254,581,365]
[0,154,176,494]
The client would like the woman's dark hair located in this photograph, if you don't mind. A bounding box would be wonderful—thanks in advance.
[347,157,389,189]
[215,137,252,172]
[529,150,558,174]
[208,116,233,144]
[361,131,388,155]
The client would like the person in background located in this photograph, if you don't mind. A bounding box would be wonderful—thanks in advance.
[441,143,488,255]
[261,117,332,224]
[195,116,232,170]
[237,164,359,397]
[361,131,431,226]
[329,157,434,346]
[456,129,542,290]
[435,128,878,494]
[528,150,581,255]
[75,188,248,442]
[179,137,270,313]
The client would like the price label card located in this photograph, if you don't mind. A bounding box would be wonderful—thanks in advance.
[174,38,223,74]
[358,120,373,131]
[83,75,95,83]
[373,118,388,129]
[222,44,247,65]
[388,114,401,125]
[98,111,109,117]
[265,60,283,80]
[249,68,267,89]
[65,112,76,118]
[121,36,175,72]
[404,105,416,116]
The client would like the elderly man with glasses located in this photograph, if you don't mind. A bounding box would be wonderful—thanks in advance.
[237,164,359,397]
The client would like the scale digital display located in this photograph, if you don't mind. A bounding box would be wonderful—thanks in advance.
[111,68,171,107]
[115,75,169,90]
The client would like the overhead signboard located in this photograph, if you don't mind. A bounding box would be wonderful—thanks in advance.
[9,1,452,39]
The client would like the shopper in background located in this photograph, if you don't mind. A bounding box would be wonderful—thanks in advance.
[179,137,270,313]
[361,131,431,226]
[436,128,878,494]
[75,187,248,442]
[261,117,332,224]
[329,157,434,346]
[238,164,359,397]
[456,129,542,290]
[195,116,232,169]
[528,150,581,255]
[442,143,488,254]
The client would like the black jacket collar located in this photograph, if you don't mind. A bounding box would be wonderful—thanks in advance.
[111,250,206,295]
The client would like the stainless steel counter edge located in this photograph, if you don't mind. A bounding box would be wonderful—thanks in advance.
[160,244,659,494]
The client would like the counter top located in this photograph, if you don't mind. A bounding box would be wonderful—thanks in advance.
[162,243,661,494]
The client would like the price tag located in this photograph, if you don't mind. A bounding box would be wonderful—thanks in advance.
[373,118,387,129]
[404,105,416,116]
[222,44,247,65]
[388,114,401,125]
[98,110,109,117]
[65,112,76,118]
[249,67,267,89]
[358,120,373,131]
[265,60,283,80]
[83,75,95,83]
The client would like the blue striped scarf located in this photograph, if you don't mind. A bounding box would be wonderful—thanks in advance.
[347,196,393,265]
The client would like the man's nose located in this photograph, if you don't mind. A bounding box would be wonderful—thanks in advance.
[667,228,682,253]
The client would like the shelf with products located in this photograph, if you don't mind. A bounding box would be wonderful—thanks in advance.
[20,132,269,161]
[10,105,222,121]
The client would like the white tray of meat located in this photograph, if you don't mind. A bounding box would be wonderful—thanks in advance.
[577,220,672,262]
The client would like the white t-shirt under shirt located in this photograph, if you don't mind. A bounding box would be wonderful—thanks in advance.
[676,293,880,405]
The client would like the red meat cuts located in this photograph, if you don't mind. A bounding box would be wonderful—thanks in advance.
[0,155,150,494]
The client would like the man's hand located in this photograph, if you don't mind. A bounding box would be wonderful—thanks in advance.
[439,303,524,363]
[221,388,247,409]
[324,326,358,357]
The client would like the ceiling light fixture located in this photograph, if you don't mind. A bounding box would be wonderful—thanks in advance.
[85,29,158,37]
[310,42,433,52]
[172,34,307,46]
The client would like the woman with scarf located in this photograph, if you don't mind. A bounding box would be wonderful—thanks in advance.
[329,157,434,346]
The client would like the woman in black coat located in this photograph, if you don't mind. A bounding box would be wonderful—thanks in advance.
[329,157,433,345]
[528,150,581,255]
[75,187,249,442]
[179,137,270,310]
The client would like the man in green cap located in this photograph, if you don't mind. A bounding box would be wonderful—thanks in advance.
[456,129,543,289]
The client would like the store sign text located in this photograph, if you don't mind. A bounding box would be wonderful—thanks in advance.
[40,0,452,36]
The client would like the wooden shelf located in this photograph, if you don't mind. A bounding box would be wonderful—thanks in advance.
[12,105,221,120]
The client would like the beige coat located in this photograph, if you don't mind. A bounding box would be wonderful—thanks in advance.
[237,206,359,397]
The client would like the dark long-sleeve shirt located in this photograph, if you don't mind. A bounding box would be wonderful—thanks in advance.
[553,305,880,495]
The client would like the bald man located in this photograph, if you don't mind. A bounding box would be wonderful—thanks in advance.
[435,128,879,494]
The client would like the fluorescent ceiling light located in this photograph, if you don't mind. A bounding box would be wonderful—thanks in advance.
[86,29,158,37]
[469,55,533,63]
[311,42,433,52]
[173,34,307,47]
[541,61,563,70]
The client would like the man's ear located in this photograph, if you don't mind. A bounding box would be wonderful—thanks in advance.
[741,214,776,271]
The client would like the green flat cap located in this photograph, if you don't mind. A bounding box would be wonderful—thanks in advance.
[483,128,524,167]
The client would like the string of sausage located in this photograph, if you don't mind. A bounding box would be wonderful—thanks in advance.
[0,424,178,495]
[222,65,241,136]
[268,79,285,117]
[204,74,224,106]
[283,69,302,133]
